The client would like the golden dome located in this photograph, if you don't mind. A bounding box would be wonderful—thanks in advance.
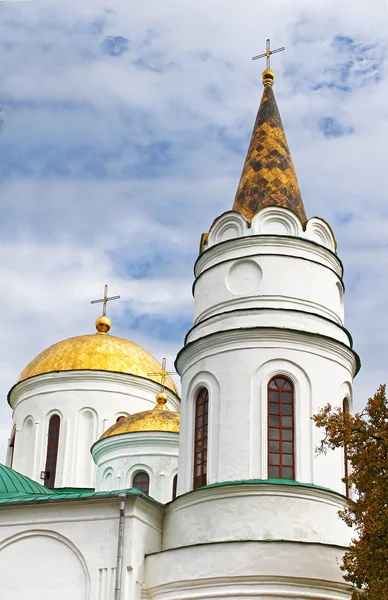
[99,393,180,439]
[17,332,179,395]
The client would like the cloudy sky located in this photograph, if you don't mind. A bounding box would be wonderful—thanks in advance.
[0,0,387,457]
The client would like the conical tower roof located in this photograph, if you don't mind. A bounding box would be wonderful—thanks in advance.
[233,69,306,223]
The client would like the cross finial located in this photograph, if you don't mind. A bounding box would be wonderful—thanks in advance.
[252,38,285,71]
[148,358,177,394]
[91,284,120,317]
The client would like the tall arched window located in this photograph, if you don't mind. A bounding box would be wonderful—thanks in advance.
[193,387,209,490]
[172,474,178,500]
[8,426,16,469]
[268,377,295,479]
[44,415,61,488]
[343,398,350,498]
[132,471,150,495]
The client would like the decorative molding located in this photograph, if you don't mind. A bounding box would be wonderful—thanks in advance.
[176,327,359,377]
[195,234,342,280]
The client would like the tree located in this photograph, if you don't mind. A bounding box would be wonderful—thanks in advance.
[313,385,388,599]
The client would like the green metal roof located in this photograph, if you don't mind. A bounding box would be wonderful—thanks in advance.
[0,464,53,497]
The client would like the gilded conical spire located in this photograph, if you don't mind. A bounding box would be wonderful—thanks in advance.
[233,70,306,223]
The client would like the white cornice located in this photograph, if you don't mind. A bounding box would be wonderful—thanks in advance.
[167,481,347,517]
[196,235,343,279]
[92,430,180,463]
[177,327,358,376]
[9,370,181,410]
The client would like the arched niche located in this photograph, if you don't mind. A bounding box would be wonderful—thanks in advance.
[0,530,90,600]
[75,408,98,487]
[22,416,34,478]
[305,217,336,252]
[252,206,303,237]
[208,212,248,247]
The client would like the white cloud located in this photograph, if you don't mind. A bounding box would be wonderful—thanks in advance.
[0,0,387,457]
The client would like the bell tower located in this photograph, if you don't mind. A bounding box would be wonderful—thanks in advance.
[176,59,359,497]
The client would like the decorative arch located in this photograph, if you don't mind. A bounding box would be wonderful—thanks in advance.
[75,407,98,487]
[22,416,34,477]
[252,206,303,237]
[102,467,114,490]
[0,529,90,600]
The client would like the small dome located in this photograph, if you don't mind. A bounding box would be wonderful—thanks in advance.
[16,333,179,395]
[99,395,180,440]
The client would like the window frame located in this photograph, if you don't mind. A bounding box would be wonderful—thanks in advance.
[44,414,61,488]
[172,473,178,500]
[267,376,295,480]
[193,387,209,490]
[132,471,150,495]
[343,398,350,498]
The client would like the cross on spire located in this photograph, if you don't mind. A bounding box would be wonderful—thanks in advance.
[148,358,176,394]
[252,38,285,70]
[91,284,120,316]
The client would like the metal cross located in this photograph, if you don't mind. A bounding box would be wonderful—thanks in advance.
[91,284,120,316]
[252,39,285,70]
[148,358,177,393]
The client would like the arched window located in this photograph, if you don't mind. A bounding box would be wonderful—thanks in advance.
[116,415,126,422]
[268,377,295,479]
[172,474,178,500]
[343,398,350,498]
[193,387,209,490]
[132,471,150,495]
[44,415,61,488]
[8,426,16,469]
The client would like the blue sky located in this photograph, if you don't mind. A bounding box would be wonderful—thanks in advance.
[0,0,388,454]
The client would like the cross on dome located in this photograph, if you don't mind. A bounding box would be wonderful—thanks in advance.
[252,38,285,70]
[91,284,120,317]
[148,358,177,396]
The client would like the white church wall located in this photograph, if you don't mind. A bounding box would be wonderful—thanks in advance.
[92,431,179,504]
[8,370,180,489]
[0,495,163,600]
[177,331,354,496]
[193,239,344,329]
[162,482,351,551]
[145,539,351,600]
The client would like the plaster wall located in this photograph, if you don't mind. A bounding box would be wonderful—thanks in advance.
[0,495,163,600]
[92,431,179,503]
[8,370,180,489]
[145,540,351,600]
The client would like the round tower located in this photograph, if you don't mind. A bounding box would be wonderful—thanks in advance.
[147,68,359,599]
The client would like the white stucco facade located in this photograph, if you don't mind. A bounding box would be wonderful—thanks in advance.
[7,370,180,489]
[0,73,359,600]
[92,430,179,503]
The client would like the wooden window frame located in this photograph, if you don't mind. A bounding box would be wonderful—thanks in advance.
[193,387,209,490]
[267,376,295,480]
[44,414,61,488]
[343,398,350,498]
[132,471,150,495]
[172,473,178,500]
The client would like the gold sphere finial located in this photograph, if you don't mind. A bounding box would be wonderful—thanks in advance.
[155,392,168,410]
[262,69,275,87]
[95,315,111,334]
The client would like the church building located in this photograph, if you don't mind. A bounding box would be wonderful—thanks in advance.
[0,59,358,600]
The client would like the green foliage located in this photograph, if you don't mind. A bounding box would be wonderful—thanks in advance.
[313,385,388,599]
